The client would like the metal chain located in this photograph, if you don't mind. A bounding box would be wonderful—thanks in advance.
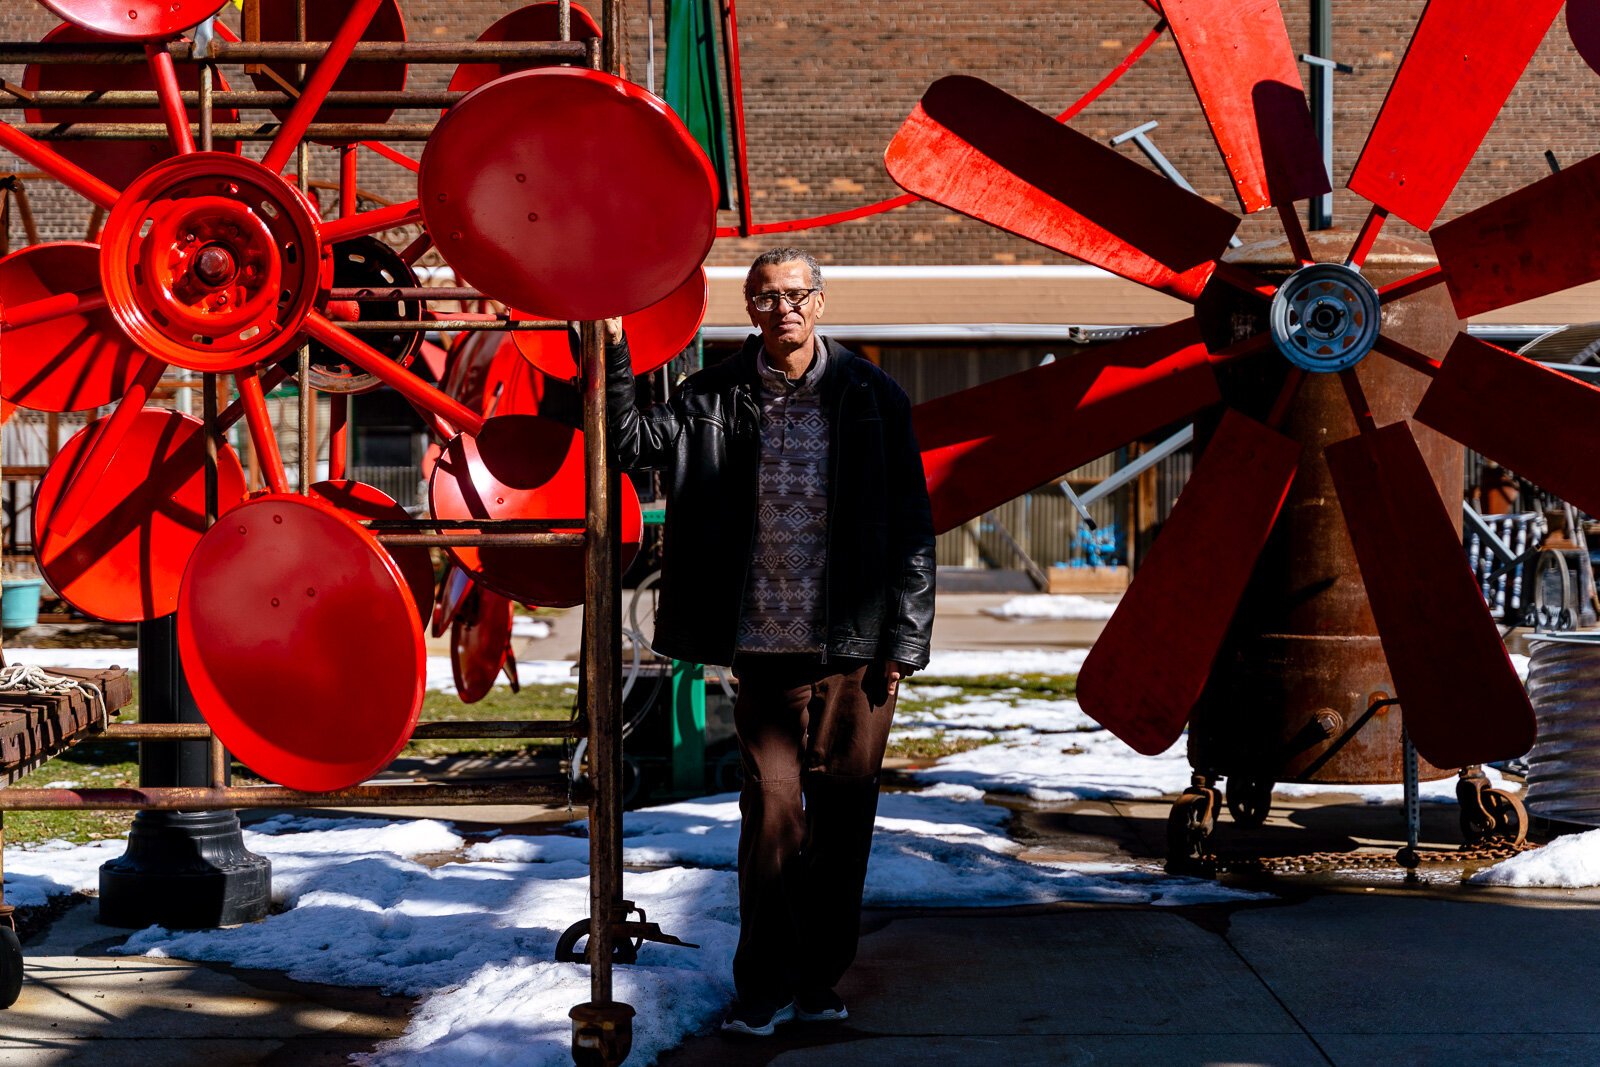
[1204,840,1537,876]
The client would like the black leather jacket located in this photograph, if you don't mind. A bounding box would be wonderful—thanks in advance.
[605,333,936,669]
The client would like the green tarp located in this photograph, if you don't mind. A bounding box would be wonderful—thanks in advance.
[663,0,732,209]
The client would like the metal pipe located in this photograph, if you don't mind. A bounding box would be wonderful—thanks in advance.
[320,198,422,243]
[580,319,623,1005]
[329,393,349,481]
[0,122,120,208]
[235,370,290,494]
[363,518,583,529]
[331,286,500,302]
[198,63,214,151]
[376,532,584,547]
[9,123,441,141]
[0,781,583,811]
[1,89,468,108]
[144,43,196,154]
[718,0,755,236]
[297,345,313,494]
[263,0,385,174]
[0,42,589,64]
[341,319,563,332]
[96,720,585,741]
[304,311,486,434]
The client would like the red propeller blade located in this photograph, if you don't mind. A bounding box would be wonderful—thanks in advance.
[1160,0,1329,214]
[1430,152,1600,318]
[1348,0,1565,230]
[1414,335,1600,517]
[1324,421,1535,769]
[916,319,1222,534]
[1076,409,1300,755]
[885,76,1239,302]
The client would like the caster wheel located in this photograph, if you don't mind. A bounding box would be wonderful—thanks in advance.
[1478,788,1529,847]
[1225,776,1274,828]
[1459,774,1529,847]
[0,927,22,1009]
[1165,787,1219,872]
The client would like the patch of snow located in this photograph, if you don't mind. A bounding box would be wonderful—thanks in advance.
[425,657,577,694]
[7,781,1262,1066]
[982,594,1118,621]
[1472,828,1600,888]
[1,648,137,670]
[511,616,552,640]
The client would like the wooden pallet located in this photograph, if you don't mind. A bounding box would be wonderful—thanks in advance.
[0,667,134,784]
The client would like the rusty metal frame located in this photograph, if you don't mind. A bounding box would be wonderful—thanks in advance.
[0,6,637,1060]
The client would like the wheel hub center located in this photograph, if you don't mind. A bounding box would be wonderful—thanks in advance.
[1268,261,1381,374]
[194,244,237,287]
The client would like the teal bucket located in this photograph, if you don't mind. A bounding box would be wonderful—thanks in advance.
[1,579,44,629]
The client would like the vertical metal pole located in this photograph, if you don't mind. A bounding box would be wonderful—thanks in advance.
[297,348,313,493]
[1307,0,1333,230]
[1403,725,1420,854]
[198,62,214,153]
[329,394,349,481]
[582,318,623,990]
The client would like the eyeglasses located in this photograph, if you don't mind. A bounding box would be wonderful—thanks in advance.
[748,288,819,312]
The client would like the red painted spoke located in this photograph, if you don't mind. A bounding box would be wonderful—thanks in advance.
[1345,205,1388,269]
[358,139,420,173]
[305,312,486,435]
[1277,199,1314,266]
[339,145,359,219]
[0,122,120,210]
[1372,334,1442,377]
[1212,260,1277,300]
[1338,368,1378,433]
[262,0,386,174]
[1378,265,1445,303]
[320,199,422,245]
[2,287,107,330]
[399,231,433,267]
[329,394,349,481]
[144,43,196,155]
[46,357,167,535]
[217,365,293,431]
[234,370,290,495]
[1205,328,1273,367]
[1264,367,1306,429]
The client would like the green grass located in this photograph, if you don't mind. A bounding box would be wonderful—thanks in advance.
[911,673,1078,700]
[6,745,140,847]
[1,679,581,847]
[402,683,579,758]
[885,731,1001,762]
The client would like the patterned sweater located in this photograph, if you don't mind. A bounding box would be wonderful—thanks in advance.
[735,345,831,653]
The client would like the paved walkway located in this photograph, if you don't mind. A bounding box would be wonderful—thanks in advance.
[9,594,1595,1065]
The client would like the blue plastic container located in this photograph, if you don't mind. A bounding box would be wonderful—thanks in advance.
[1,579,44,629]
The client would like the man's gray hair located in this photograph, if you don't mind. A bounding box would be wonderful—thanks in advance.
[744,248,824,295]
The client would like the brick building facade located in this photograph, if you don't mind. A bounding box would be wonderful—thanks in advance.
[3,1,1597,280]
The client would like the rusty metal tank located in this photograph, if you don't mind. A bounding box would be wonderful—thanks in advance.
[1187,230,1463,785]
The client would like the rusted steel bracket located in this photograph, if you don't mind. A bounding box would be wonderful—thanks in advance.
[554,900,699,964]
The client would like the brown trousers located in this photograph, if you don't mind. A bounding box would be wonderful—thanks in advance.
[730,655,896,1006]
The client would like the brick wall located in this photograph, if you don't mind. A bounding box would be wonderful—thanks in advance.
[2,0,1597,271]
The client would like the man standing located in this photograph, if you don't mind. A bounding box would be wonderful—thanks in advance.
[603,248,935,1036]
